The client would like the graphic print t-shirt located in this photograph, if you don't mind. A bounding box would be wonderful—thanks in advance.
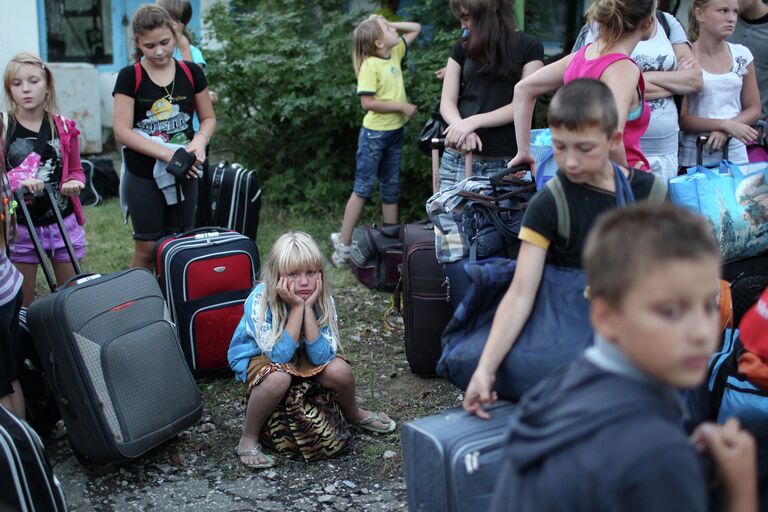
[6,117,72,224]
[113,60,207,178]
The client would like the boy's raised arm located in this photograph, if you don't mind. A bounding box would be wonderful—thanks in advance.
[463,242,547,418]
[390,21,421,46]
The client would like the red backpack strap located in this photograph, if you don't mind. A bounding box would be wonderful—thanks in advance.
[178,60,195,91]
[133,62,142,96]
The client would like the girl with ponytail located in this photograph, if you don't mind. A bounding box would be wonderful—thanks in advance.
[509,0,657,171]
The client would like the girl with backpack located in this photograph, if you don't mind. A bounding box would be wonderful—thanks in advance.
[678,0,761,168]
[112,4,216,270]
[3,53,86,307]
[228,232,395,469]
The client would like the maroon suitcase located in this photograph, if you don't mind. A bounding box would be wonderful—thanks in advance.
[154,228,260,377]
[397,222,451,376]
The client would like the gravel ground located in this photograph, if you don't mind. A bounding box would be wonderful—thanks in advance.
[44,282,460,511]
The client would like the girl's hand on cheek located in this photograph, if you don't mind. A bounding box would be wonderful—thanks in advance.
[305,274,322,308]
[277,277,304,307]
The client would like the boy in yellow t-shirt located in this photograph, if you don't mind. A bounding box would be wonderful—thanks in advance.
[330,14,420,267]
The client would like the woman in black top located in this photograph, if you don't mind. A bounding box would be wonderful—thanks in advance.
[436,0,544,304]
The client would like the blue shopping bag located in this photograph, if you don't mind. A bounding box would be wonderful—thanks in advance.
[530,128,557,190]
[669,159,768,262]
[436,258,593,401]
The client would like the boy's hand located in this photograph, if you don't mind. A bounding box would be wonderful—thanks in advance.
[401,103,418,119]
[277,277,305,307]
[691,419,757,502]
[60,179,84,196]
[462,370,498,419]
[305,274,322,309]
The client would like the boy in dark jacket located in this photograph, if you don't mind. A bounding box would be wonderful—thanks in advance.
[489,203,757,512]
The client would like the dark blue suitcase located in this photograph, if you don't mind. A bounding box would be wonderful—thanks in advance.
[402,401,515,512]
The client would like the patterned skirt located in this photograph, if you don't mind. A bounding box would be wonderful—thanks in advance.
[246,353,354,462]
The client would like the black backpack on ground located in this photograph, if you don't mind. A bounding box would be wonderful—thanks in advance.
[349,225,403,292]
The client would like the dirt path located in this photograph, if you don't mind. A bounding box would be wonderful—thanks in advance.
[46,283,460,511]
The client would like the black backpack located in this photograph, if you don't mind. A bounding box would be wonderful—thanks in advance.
[348,225,403,291]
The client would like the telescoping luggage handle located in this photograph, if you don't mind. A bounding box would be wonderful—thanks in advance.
[431,137,474,194]
[696,134,729,167]
[14,184,84,292]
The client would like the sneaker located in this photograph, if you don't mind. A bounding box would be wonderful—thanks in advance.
[331,249,349,268]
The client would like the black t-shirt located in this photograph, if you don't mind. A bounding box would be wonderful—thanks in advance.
[6,117,72,225]
[520,169,665,267]
[450,31,543,158]
[112,60,207,178]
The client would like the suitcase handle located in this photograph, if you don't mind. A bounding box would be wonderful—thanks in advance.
[59,273,103,289]
[696,134,730,166]
[489,164,532,187]
[173,226,230,239]
[14,184,84,292]
[46,351,77,420]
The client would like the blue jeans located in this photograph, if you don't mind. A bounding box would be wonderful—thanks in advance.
[354,127,403,203]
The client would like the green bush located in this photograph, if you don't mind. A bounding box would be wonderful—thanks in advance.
[204,0,459,220]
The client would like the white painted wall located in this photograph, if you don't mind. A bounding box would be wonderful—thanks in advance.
[0,1,40,107]
[49,63,103,154]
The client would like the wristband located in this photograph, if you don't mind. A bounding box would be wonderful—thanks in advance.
[198,130,210,143]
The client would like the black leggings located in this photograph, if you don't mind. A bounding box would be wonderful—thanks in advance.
[123,170,198,241]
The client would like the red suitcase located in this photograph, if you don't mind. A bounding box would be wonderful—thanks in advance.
[155,228,260,377]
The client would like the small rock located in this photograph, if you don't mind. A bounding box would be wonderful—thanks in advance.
[342,480,357,489]
[156,464,173,474]
[382,450,397,459]
[119,468,130,476]
[360,488,369,495]
[264,470,278,479]
[318,495,336,504]
[120,480,128,486]
[324,484,337,493]
[198,422,216,433]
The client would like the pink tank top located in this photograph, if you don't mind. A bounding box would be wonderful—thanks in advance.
[563,45,650,171]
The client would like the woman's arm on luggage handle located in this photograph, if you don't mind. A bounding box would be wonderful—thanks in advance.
[443,59,544,151]
[508,55,572,169]
[463,241,547,419]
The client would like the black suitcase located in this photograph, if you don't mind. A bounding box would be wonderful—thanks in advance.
[0,405,67,511]
[18,186,203,465]
[18,306,61,438]
[402,401,515,512]
[205,161,262,240]
[396,222,451,376]
[154,228,260,377]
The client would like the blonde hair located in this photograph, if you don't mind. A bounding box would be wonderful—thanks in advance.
[258,231,339,351]
[3,53,59,146]
[687,0,714,42]
[586,0,656,54]
[131,4,178,62]
[352,17,384,77]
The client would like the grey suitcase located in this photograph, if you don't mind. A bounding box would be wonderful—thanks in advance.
[402,401,515,512]
[0,405,67,511]
[18,186,203,465]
